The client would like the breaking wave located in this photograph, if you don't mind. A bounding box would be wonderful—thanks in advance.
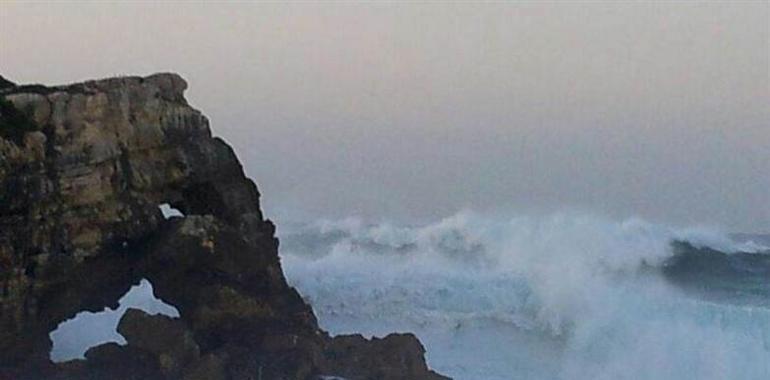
[279,212,770,380]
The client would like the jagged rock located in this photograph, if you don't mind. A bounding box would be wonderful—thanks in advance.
[80,343,166,380]
[117,309,200,377]
[0,76,14,90]
[323,334,443,380]
[0,73,449,379]
[36,342,166,380]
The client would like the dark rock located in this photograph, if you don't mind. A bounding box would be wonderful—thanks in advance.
[183,353,227,380]
[117,308,200,377]
[81,343,166,380]
[0,73,449,379]
[323,334,449,380]
[36,343,165,380]
[0,76,14,90]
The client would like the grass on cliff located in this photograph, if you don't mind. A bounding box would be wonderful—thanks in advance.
[0,98,38,144]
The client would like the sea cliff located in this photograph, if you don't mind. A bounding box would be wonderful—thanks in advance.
[0,73,447,380]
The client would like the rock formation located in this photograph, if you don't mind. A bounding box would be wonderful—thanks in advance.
[0,73,448,380]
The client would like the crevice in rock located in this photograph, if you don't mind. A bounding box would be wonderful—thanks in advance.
[179,182,227,219]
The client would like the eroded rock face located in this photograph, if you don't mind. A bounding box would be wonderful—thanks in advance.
[0,74,448,380]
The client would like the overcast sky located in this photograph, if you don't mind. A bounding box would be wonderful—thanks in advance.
[1,2,768,231]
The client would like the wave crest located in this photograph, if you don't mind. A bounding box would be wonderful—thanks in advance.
[280,212,770,380]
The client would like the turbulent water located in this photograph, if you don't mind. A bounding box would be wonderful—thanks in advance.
[279,212,770,380]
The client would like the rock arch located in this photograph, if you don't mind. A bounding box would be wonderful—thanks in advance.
[0,73,447,380]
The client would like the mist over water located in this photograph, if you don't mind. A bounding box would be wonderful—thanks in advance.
[2,3,767,378]
[279,212,770,380]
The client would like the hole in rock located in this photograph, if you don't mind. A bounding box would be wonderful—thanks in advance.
[49,279,179,362]
[159,203,184,219]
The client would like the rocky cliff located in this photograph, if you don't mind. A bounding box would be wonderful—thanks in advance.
[0,73,448,380]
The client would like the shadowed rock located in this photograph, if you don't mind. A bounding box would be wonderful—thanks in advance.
[117,309,200,377]
[0,76,14,90]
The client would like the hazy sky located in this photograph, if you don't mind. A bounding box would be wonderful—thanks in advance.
[1,2,768,231]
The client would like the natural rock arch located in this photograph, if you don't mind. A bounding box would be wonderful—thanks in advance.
[49,279,179,362]
[0,73,447,380]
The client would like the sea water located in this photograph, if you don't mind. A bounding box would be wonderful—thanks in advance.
[280,212,770,380]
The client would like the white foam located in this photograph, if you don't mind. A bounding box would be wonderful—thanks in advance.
[280,212,770,380]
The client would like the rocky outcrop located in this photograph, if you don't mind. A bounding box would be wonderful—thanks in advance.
[0,74,448,379]
[0,76,14,91]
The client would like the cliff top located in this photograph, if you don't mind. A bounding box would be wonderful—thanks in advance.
[0,72,188,103]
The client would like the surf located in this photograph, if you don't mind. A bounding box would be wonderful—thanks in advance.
[279,211,770,380]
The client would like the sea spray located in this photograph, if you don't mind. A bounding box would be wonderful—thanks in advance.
[280,212,770,380]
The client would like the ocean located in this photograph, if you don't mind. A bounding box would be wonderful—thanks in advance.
[280,212,770,380]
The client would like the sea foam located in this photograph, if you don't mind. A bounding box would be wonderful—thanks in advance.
[280,212,770,380]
